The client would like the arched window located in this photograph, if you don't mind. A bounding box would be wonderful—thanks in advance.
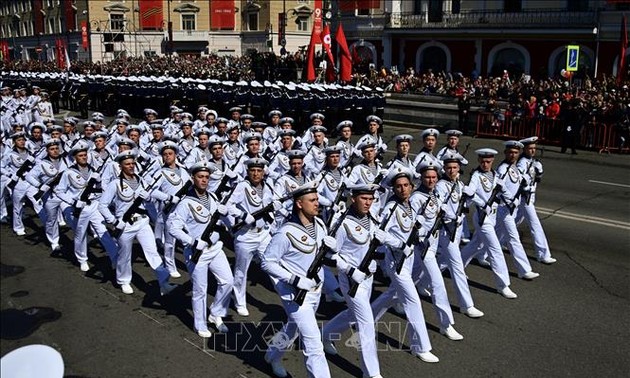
[487,42,530,77]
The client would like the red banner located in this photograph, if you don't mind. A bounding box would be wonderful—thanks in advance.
[1,41,9,63]
[64,0,76,31]
[339,0,380,11]
[313,0,322,44]
[33,0,44,35]
[211,0,235,30]
[335,23,353,82]
[618,15,628,84]
[81,21,89,50]
[139,0,163,30]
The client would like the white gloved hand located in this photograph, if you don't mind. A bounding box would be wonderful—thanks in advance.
[272,200,283,212]
[114,219,126,230]
[244,214,256,225]
[291,275,317,291]
[338,201,346,213]
[278,207,290,218]
[333,255,349,272]
[323,235,337,250]
[373,229,387,243]
[348,267,367,283]
[462,185,475,197]
[224,169,238,179]
[483,204,493,215]
[75,200,86,209]
[209,232,220,245]
[169,195,180,204]
[378,168,388,177]
[193,238,208,251]
[440,203,449,213]
[89,172,101,181]
[402,245,413,257]
[40,184,50,193]
[137,188,150,200]
[227,206,241,217]
[216,204,228,215]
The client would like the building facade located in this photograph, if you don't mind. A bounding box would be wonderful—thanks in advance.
[335,0,629,79]
[0,0,628,80]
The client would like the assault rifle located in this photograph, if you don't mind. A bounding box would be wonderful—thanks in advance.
[347,204,398,297]
[6,156,35,191]
[190,184,238,264]
[293,208,350,305]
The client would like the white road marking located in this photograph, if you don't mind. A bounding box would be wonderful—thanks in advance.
[537,207,630,231]
[588,180,630,188]
[138,309,165,326]
[183,337,216,358]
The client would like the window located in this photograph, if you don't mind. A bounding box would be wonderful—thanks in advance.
[452,0,461,14]
[296,17,308,31]
[48,17,55,33]
[567,0,589,11]
[110,13,125,31]
[247,12,258,31]
[182,14,195,30]
[503,0,522,13]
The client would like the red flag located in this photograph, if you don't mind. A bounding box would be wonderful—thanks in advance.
[618,14,627,84]
[335,23,353,82]
[305,24,317,82]
[321,24,335,68]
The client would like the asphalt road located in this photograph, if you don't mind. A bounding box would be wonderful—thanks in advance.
[1,122,629,378]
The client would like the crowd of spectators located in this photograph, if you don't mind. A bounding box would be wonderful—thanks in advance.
[2,52,629,150]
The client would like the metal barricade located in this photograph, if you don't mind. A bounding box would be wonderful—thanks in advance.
[600,124,630,154]
[536,118,564,145]
[579,122,608,151]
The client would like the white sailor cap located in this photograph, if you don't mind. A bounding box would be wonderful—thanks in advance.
[115,118,129,126]
[190,161,217,175]
[117,138,137,149]
[63,117,78,126]
[357,136,377,151]
[278,129,296,138]
[323,145,343,155]
[10,131,27,140]
[287,150,306,160]
[216,117,229,124]
[240,114,255,121]
[475,148,498,157]
[47,125,63,133]
[252,121,267,130]
[91,113,105,121]
[291,181,319,199]
[208,135,225,147]
[310,113,325,121]
[29,122,45,131]
[416,161,439,174]
[81,121,96,129]
[144,108,158,116]
[70,140,90,156]
[45,138,62,148]
[170,106,183,114]
[395,134,413,144]
[349,183,380,196]
[310,125,327,134]
[336,120,353,131]
[197,106,209,113]
[445,129,463,137]
[180,112,193,120]
[268,110,282,118]
[440,152,465,164]
[195,127,212,137]
[206,110,218,119]
[366,115,383,125]
[150,122,165,131]
[504,140,524,150]
[279,117,294,125]
[383,166,414,187]
[421,128,440,139]
[159,140,179,154]
[115,150,137,163]
[229,106,242,113]
[243,132,262,143]
[179,120,194,128]
[245,158,269,168]
[91,131,108,141]
[519,136,538,145]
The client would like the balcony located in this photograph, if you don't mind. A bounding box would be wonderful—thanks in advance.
[387,9,598,29]
[172,30,209,41]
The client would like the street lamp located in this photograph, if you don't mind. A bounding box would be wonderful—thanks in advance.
[593,25,600,79]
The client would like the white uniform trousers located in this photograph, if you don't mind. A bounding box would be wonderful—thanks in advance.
[157,211,178,274]
[232,228,271,311]
[371,247,433,354]
[0,175,9,219]
[184,245,234,334]
[496,206,533,275]
[461,211,511,290]
[115,216,169,286]
[516,198,552,261]
[265,281,331,378]
[11,181,37,233]
[322,273,380,378]
[44,195,70,247]
[437,225,475,310]
[73,202,118,265]
[413,235,455,329]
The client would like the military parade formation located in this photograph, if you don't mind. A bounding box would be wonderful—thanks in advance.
[1,82,557,378]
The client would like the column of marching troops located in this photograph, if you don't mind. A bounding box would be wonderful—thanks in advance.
[0,86,557,378]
